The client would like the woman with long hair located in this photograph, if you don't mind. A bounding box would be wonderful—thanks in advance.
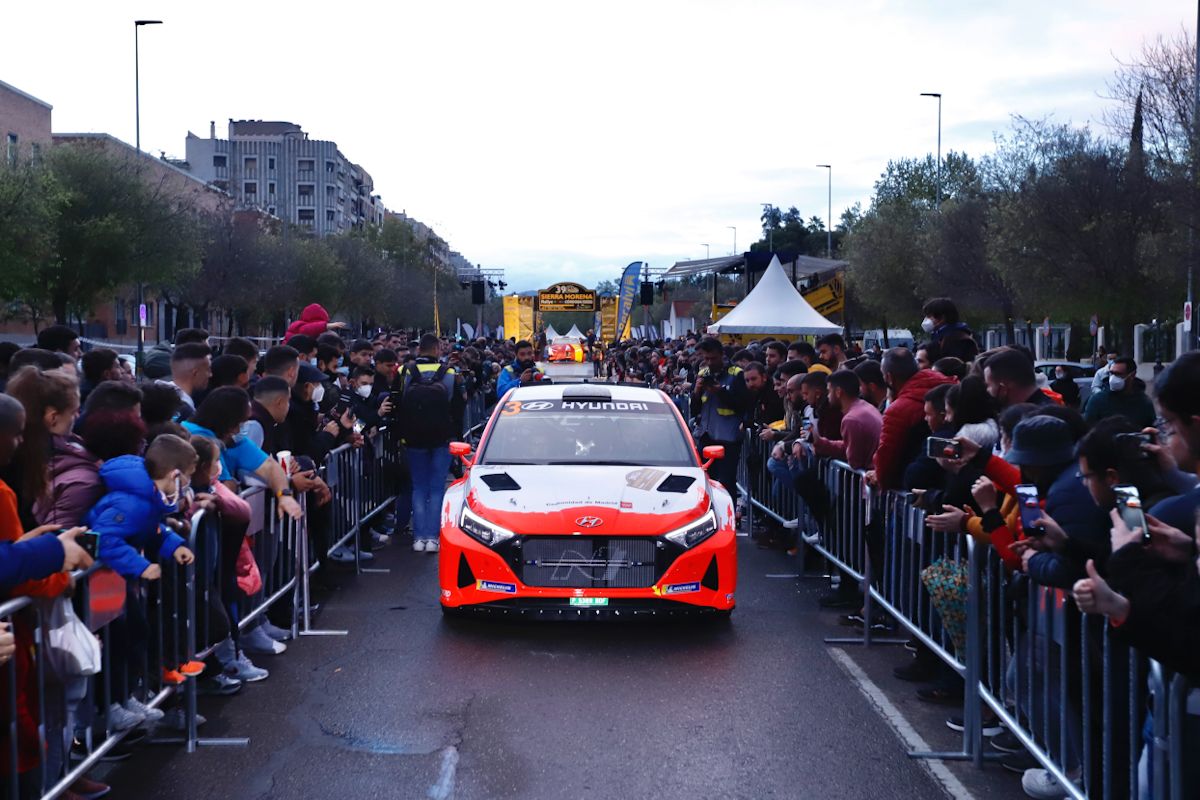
[5,366,81,528]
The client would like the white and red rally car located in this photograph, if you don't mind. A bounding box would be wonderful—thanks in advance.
[439,383,737,619]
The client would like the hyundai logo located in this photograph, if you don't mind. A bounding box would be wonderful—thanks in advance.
[575,516,604,529]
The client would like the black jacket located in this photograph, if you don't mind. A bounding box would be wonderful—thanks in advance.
[1106,545,1200,682]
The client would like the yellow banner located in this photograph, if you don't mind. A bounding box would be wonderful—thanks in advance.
[503,296,521,341]
[600,296,618,342]
[802,271,845,317]
[518,296,535,341]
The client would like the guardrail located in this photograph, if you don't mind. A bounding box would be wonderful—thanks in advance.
[737,430,1195,799]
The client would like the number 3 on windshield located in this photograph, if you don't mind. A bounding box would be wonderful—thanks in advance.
[502,401,522,416]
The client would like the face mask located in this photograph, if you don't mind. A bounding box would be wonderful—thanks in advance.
[310,358,319,367]
[1055,370,1066,380]
[921,317,936,334]
[1108,375,1126,392]
[356,385,373,399]
[336,365,350,376]
[311,383,325,404]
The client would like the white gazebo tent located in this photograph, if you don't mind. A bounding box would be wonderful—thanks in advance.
[564,324,585,340]
[706,255,841,336]
[544,324,561,340]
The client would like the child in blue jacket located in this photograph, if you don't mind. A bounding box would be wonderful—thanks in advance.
[86,434,197,579]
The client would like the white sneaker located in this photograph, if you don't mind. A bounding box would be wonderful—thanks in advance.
[159,707,205,731]
[413,539,427,552]
[230,653,269,683]
[1021,768,1081,799]
[107,702,144,732]
[426,540,439,553]
[123,695,164,723]
[801,532,821,546]
[241,623,287,655]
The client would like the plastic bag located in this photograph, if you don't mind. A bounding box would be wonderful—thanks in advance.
[236,536,263,597]
[45,597,102,678]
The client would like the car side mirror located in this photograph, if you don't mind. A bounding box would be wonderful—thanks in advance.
[449,441,474,466]
[701,445,725,470]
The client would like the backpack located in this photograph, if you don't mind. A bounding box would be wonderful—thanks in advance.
[401,362,453,447]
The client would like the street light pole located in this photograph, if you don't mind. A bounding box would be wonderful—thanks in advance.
[728,226,737,256]
[700,243,710,260]
[920,92,942,210]
[134,19,162,371]
[816,165,832,258]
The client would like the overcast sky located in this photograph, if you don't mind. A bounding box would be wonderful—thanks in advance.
[3,1,1190,291]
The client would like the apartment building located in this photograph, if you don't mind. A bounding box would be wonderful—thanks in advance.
[184,120,386,235]
[0,78,52,167]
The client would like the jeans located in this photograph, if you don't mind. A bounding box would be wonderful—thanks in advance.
[408,445,452,542]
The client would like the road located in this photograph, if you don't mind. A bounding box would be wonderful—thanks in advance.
[109,535,1024,800]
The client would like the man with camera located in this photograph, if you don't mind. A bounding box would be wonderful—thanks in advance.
[497,340,544,397]
[690,338,749,505]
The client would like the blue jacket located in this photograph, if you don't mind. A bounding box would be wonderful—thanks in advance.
[84,455,185,580]
[0,537,64,592]
[497,362,542,397]
[1027,463,1110,589]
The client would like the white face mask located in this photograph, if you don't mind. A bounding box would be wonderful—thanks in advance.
[355,384,372,399]
[311,383,325,404]
[921,317,936,334]
[1108,375,1126,392]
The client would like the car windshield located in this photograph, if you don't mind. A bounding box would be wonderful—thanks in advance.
[477,397,696,467]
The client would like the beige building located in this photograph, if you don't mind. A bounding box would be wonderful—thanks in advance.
[0,78,52,167]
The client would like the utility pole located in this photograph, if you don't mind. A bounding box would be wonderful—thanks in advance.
[817,165,832,258]
[1190,1,1199,350]
[921,92,943,210]
[134,19,162,371]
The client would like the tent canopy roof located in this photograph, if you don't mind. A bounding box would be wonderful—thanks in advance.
[705,256,841,336]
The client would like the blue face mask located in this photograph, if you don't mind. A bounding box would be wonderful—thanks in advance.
[336,365,350,376]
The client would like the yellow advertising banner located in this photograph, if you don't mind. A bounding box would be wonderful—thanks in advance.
[711,302,738,322]
[600,296,618,342]
[518,296,535,341]
[802,271,845,317]
[503,296,521,341]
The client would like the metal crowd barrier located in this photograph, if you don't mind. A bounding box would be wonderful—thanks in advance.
[1,451,383,798]
[738,430,1196,798]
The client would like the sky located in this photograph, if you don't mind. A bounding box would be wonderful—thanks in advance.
[2,0,1191,292]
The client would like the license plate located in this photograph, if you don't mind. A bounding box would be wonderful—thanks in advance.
[570,597,609,607]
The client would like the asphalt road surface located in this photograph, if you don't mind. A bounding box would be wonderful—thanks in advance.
[108,535,1023,800]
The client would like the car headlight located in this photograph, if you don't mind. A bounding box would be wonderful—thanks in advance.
[459,505,516,547]
[663,509,718,548]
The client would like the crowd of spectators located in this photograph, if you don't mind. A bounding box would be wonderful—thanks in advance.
[591,296,1195,800]
[0,315,517,799]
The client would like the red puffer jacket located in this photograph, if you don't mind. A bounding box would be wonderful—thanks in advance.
[874,369,954,490]
[283,303,330,342]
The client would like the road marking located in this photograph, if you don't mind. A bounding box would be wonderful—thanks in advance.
[765,573,800,578]
[827,648,976,800]
[736,532,749,537]
[427,745,459,800]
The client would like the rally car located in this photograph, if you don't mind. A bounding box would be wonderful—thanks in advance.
[439,383,737,619]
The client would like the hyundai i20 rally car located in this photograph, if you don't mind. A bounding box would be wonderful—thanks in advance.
[439,384,737,619]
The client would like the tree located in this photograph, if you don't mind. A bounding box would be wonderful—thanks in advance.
[0,162,60,328]
[1104,28,1195,173]
[27,144,202,324]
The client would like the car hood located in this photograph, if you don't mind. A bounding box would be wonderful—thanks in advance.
[464,464,711,535]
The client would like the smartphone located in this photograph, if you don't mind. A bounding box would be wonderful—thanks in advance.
[1114,485,1149,544]
[352,420,365,435]
[1115,432,1154,458]
[926,436,963,459]
[79,530,100,559]
[1016,484,1043,536]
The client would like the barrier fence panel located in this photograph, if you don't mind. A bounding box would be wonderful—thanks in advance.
[740,437,1196,796]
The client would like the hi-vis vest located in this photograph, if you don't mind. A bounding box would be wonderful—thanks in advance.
[695,365,743,443]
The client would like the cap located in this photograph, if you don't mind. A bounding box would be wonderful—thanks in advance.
[1005,415,1075,467]
[298,363,325,385]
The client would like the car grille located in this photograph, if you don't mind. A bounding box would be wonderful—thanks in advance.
[519,536,660,588]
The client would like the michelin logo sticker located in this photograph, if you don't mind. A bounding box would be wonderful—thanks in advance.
[476,580,517,594]
[656,582,700,596]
